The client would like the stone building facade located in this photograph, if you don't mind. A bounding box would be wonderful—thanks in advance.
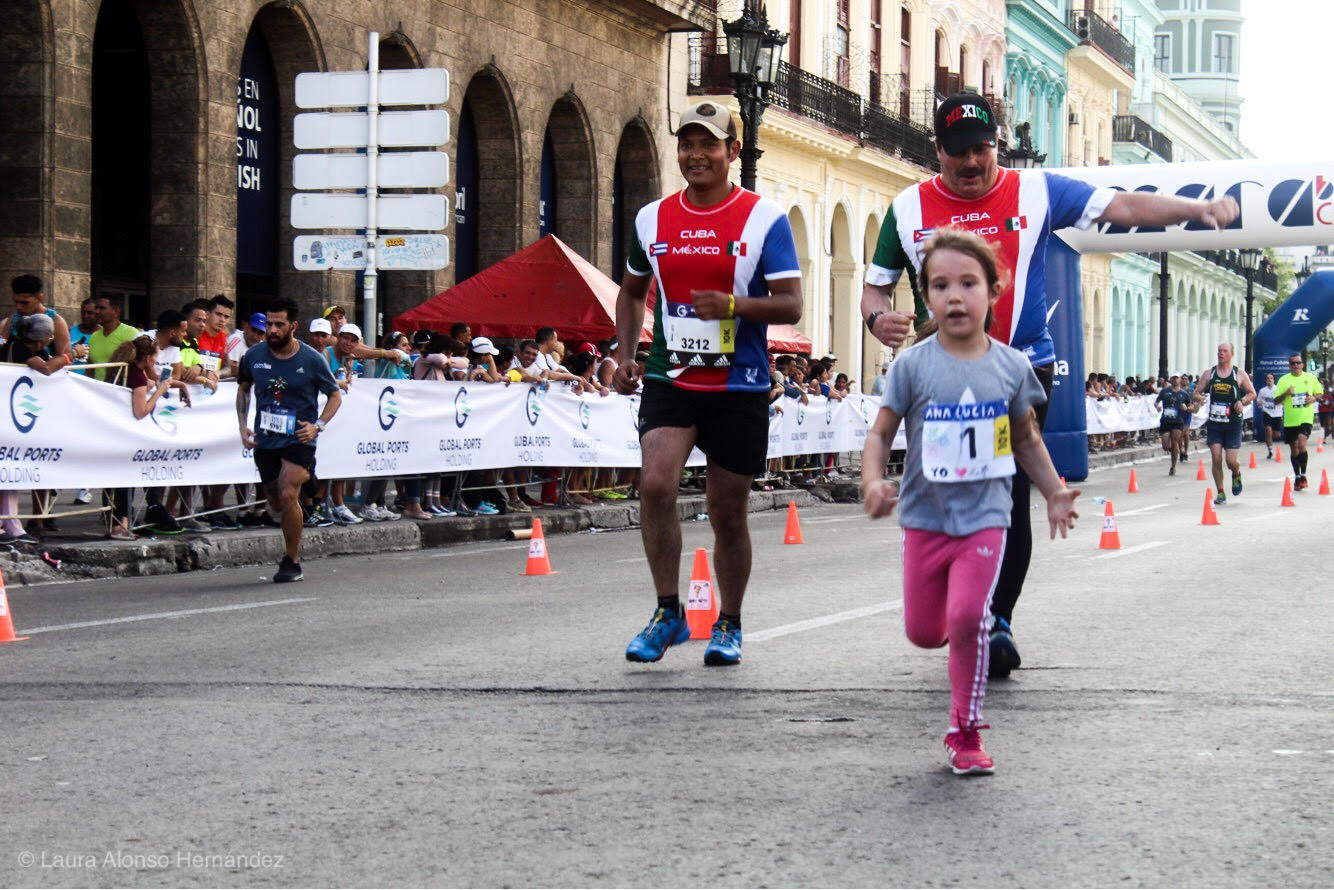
[0,0,711,330]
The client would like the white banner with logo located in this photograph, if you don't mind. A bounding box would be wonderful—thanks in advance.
[1084,395,1207,434]
[0,367,892,488]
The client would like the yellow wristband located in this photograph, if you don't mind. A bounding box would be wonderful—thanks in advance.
[727,294,736,319]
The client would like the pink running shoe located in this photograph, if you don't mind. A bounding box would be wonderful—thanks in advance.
[944,726,995,776]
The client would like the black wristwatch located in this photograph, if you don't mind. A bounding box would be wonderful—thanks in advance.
[865,311,884,333]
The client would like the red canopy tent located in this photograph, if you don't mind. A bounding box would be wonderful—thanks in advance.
[393,234,816,354]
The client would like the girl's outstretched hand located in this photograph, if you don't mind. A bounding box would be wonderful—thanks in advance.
[1047,487,1081,539]
[863,480,900,520]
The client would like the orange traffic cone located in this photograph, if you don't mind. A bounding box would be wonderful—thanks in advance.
[1127,469,1140,493]
[1319,441,1325,453]
[1060,476,1066,489]
[1196,459,1207,481]
[783,500,804,544]
[685,548,719,640]
[0,570,27,644]
[1275,446,1283,462]
[1320,469,1331,496]
[1248,451,1258,469]
[1098,501,1121,550]
[521,518,556,575]
[1280,477,1296,507]
[1200,489,1220,526]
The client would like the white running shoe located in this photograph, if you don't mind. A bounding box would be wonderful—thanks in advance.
[73,488,92,505]
[379,506,401,521]
[358,504,383,522]
[333,504,363,524]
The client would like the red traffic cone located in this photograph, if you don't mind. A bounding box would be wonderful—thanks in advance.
[0,570,27,644]
[685,548,719,640]
[1059,476,1067,489]
[1098,501,1121,550]
[1196,459,1207,481]
[1275,445,1283,462]
[1320,469,1331,496]
[1127,469,1140,493]
[521,518,556,575]
[1200,489,1220,526]
[783,501,804,545]
[1280,477,1296,507]
[1248,451,1258,469]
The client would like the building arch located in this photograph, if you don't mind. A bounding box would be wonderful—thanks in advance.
[862,212,885,387]
[92,0,207,323]
[0,0,53,295]
[829,201,855,365]
[787,204,812,341]
[541,92,596,260]
[456,64,522,283]
[610,115,658,284]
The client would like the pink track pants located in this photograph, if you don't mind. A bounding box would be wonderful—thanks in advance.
[901,527,1007,730]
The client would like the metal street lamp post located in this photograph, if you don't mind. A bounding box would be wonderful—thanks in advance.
[723,1,787,191]
[1239,247,1262,377]
[1000,122,1047,169]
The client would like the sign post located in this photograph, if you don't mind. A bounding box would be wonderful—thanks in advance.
[291,33,451,346]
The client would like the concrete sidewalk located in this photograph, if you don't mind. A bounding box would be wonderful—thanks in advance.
[0,439,1189,586]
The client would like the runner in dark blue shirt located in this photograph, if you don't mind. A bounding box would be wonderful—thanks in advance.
[237,298,341,582]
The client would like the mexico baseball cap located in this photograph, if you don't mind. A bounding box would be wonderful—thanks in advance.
[678,102,738,141]
[934,92,998,156]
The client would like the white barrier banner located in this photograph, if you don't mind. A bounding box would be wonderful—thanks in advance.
[1084,395,1207,434]
[0,368,894,488]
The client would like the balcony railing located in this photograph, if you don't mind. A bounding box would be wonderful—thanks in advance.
[688,37,939,172]
[1141,251,1279,292]
[1113,114,1173,162]
[1069,9,1135,74]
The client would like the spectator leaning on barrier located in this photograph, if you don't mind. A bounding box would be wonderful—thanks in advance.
[534,326,559,373]
[508,339,546,383]
[323,304,347,335]
[111,334,193,540]
[197,294,234,380]
[4,275,71,362]
[227,312,267,376]
[88,295,140,381]
[0,313,68,544]
[177,300,217,393]
[148,309,187,381]
[373,331,414,379]
[307,317,332,353]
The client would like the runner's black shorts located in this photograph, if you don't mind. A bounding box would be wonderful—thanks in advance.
[1283,422,1313,445]
[638,379,770,477]
[254,443,318,485]
[1159,421,1185,433]
[1205,421,1242,450]
[1263,414,1284,433]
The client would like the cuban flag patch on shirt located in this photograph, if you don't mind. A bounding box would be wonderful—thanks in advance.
[650,241,669,256]
[913,227,935,243]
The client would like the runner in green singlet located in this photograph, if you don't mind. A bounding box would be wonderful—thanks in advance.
[1189,342,1255,506]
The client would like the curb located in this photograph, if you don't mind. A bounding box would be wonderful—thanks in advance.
[2,489,819,586]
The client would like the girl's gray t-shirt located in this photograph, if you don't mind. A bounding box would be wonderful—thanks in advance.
[881,335,1047,536]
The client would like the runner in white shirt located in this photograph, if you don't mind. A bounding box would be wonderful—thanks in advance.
[1256,373,1283,459]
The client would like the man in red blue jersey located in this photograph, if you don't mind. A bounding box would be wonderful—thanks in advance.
[862,92,1240,678]
[613,102,803,667]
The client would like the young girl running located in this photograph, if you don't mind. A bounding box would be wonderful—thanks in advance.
[860,229,1080,775]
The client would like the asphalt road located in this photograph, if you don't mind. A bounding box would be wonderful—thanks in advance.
[1,445,1331,887]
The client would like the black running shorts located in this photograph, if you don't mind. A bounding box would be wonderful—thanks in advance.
[638,379,770,477]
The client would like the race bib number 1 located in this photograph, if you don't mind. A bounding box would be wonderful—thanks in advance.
[921,399,1014,483]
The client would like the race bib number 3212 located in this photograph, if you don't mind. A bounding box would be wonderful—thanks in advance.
[921,399,1015,483]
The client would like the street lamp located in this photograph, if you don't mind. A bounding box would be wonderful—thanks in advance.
[723,1,787,191]
[1000,122,1046,169]
[1239,247,1262,377]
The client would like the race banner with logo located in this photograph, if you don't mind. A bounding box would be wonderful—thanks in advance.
[0,366,1205,489]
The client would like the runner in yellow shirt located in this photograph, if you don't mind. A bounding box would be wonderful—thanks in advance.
[1273,352,1323,490]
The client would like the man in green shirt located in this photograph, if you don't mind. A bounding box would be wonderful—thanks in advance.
[1273,353,1323,490]
[87,296,140,381]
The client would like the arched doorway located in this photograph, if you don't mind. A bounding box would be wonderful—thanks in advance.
[541,95,596,260]
[0,0,51,297]
[92,0,204,324]
[610,118,658,283]
[456,66,520,283]
[786,205,811,343]
[829,203,855,368]
[861,214,885,390]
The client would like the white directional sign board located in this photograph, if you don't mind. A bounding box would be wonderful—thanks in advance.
[295,68,450,108]
[290,193,448,231]
[294,109,450,150]
[294,234,450,271]
[293,151,449,190]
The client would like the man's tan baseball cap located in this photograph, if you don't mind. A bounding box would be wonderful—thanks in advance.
[678,102,738,141]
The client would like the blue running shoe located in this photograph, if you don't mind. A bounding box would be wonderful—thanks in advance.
[703,618,743,666]
[625,607,690,663]
[1232,472,1242,496]
[476,500,500,516]
[988,616,1021,678]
